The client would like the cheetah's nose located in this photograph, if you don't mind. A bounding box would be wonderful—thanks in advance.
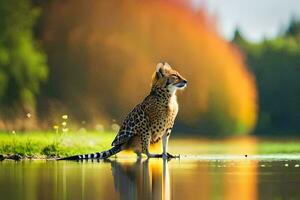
[183,80,188,84]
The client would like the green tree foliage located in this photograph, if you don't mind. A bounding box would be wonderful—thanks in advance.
[233,22,300,135]
[285,16,300,39]
[0,0,47,113]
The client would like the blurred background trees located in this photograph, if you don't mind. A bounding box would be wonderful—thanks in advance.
[233,19,300,135]
[0,0,299,136]
[0,0,47,129]
[34,0,256,136]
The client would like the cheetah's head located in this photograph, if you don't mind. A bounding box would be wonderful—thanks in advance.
[151,62,187,94]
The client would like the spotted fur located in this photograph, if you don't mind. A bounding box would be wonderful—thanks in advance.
[58,62,187,160]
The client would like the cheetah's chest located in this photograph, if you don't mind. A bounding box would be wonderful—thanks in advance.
[150,96,178,143]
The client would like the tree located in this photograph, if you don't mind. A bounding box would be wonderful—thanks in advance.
[233,22,300,135]
[38,0,257,136]
[285,16,300,39]
[0,0,47,117]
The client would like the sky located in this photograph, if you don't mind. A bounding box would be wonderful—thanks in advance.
[191,0,300,42]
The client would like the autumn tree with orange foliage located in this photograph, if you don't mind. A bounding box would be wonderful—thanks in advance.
[39,0,256,136]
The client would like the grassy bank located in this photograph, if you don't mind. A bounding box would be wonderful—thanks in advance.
[1,132,300,160]
[0,131,115,159]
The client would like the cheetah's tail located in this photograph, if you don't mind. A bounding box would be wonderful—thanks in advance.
[57,145,122,160]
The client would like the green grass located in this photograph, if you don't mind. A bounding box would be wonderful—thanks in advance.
[1,132,300,159]
[258,141,300,154]
[0,131,115,158]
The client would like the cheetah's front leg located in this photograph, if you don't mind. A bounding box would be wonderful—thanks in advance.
[162,129,179,159]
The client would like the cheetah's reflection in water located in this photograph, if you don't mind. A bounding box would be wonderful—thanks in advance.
[109,158,171,200]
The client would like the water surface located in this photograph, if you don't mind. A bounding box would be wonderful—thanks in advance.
[1,138,300,200]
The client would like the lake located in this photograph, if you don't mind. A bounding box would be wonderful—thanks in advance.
[1,138,300,200]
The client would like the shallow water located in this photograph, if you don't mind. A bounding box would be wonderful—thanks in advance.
[1,138,300,200]
[1,157,300,200]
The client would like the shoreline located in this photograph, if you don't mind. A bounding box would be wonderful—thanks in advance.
[3,153,300,162]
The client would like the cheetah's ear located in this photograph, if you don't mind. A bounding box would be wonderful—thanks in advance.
[163,62,171,70]
[156,62,164,78]
[156,62,171,78]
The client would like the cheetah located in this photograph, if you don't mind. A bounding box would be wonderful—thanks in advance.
[59,62,187,160]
